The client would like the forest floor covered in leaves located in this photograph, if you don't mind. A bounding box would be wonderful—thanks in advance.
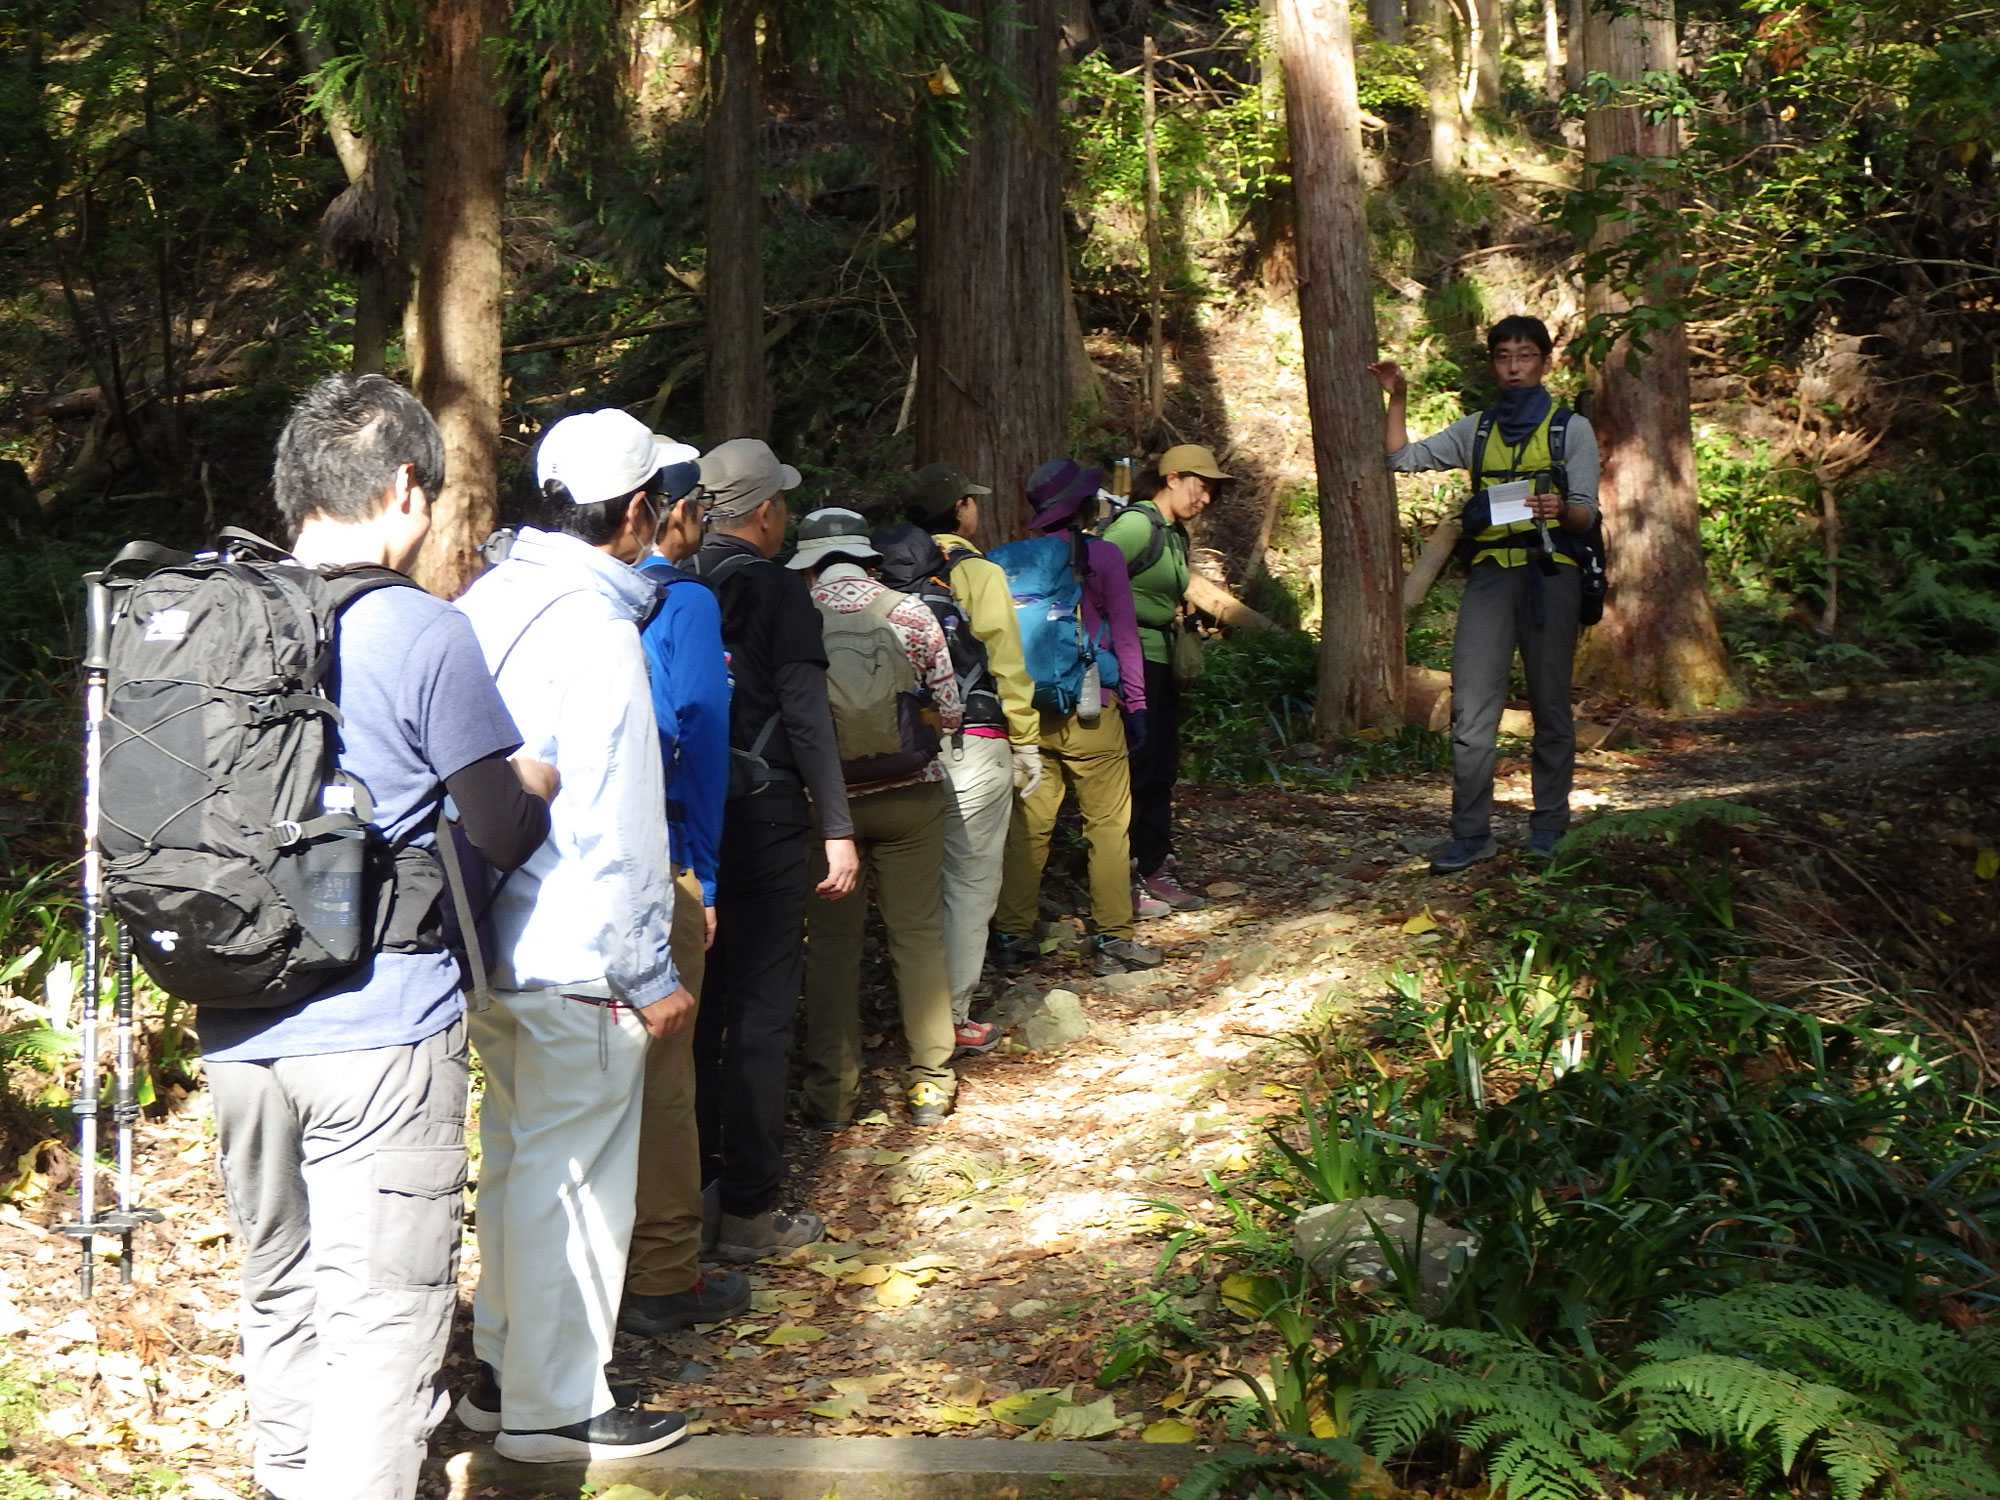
[2,689,1996,1498]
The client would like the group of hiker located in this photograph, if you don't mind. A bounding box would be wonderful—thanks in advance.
[162,309,1593,1500]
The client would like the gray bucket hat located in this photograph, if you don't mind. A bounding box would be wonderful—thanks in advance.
[787,507,879,570]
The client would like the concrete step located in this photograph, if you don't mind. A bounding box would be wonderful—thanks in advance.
[444,1433,1200,1500]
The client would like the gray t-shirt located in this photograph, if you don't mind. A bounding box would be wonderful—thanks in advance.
[198,586,521,1061]
[1387,409,1601,515]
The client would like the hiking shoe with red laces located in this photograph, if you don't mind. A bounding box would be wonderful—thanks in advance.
[953,1019,1002,1058]
[1142,869,1207,911]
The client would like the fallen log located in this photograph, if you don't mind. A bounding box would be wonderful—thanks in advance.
[1404,517,1461,611]
[1185,571,1279,631]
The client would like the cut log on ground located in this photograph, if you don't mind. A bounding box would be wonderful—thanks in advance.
[1186,572,1279,632]
[1404,665,1452,732]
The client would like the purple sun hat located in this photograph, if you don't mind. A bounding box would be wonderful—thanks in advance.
[1025,457,1107,531]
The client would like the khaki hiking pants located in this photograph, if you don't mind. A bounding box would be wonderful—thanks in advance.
[801,780,958,1121]
[628,865,707,1298]
[996,706,1134,943]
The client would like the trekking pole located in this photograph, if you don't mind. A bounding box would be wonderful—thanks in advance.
[110,921,160,1281]
[57,572,113,1296]
[58,573,161,1294]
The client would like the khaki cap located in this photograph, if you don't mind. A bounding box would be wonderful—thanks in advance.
[908,461,991,524]
[699,438,802,519]
[1158,443,1231,481]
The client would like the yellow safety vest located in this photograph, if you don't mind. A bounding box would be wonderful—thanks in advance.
[1470,408,1576,570]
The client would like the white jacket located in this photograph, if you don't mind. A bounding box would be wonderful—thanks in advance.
[455,528,678,1005]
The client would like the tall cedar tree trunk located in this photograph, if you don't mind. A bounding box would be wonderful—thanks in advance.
[286,0,402,375]
[409,0,506,596]
[914,0,1068,548]
[704,0,768,442]
[1471,0,1501,109]
[1409,0,1462,173]
[1275,0,1402,733]
[1576,0,1731,712]
[1366,0,1403,43]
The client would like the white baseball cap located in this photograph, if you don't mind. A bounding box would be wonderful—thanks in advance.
[536,409,664,506]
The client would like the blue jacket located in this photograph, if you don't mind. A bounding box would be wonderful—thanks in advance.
[637,554,731,907]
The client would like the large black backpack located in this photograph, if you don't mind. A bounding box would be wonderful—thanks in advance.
[871,524,1003,733]
[97,530,429,1008]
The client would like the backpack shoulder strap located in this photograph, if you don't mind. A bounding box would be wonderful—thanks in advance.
[319,564,422,616]
[701,551,761,590]
[1470,409,1497,493]
[1549,406,1571,465]
[1116,504,1171,579]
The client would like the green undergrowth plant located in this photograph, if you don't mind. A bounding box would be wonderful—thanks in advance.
[1147,800,2000,1497]
[1620,1284,2000,1500]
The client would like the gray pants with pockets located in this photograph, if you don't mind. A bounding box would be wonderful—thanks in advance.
[207,1019,468,1500]
[1449,561,1580,840]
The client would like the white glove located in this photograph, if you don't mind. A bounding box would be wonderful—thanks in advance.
[1012,745,1044,798]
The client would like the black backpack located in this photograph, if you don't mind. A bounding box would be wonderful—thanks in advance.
[97,530,435,1008]
[1462,406,1608,627]
[871,524,1003,733]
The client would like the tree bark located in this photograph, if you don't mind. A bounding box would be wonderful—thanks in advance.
[1274,0,1402,734]
[409,0,508,597]
[1366,0,1403,44]
[1142,34,1165,437]
[1574,0,1731,713]
[1408,0,1462,173]
[286,0,404,376]
[1564,0,1586,92]
[704,0,768,442]
[1470,0,1501,110]
[914,0,1069,549]
[1542,0,1563,100]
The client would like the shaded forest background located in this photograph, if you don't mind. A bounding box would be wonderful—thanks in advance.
[0,0,1996,710]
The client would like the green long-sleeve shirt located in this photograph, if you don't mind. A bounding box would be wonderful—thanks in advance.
[1102,500,1189,665]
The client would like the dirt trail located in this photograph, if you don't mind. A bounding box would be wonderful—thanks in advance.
[4,693,1996,1496]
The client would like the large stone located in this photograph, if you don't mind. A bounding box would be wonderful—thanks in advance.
[1020,989,1092,1052]
[1292,1197,1479,1309]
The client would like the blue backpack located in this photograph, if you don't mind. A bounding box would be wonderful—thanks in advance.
[989,530,1115,715]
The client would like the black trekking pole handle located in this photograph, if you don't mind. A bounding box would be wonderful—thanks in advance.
[83,572,114,674]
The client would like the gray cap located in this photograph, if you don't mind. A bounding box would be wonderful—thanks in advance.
[699,438,802,520]
[787,507,879,570]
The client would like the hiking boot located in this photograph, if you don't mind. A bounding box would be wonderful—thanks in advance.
[952,1019,1002,1058]
[802,1113,850,1132]
[1132,883,1172,920]
[1141,869,1207,911]
[1525,829,1563,859]
[714,1208,824,1263]
[991,933,1040,975]
[1430,834,1499,874]
[455,1362,641,1434]
[619,1269,752,1337]
[496,1406,688,1462]
[1094,936,1164,974]
[907,1080,953,1126]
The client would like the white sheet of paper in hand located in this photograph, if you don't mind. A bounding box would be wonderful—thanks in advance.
[1485,479,1534,527]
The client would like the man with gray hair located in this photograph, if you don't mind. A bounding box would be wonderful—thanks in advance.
[690,439,857,1260]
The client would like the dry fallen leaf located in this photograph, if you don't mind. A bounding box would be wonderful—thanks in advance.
[1401,908,1438,936]
[1142,1418,1198,1443]
[762,1325,826,1346]
[874,1271,923,1307]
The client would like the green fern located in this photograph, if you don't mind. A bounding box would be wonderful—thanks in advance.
[1615,1284,2000,1500]
[0,1024,72,1070]
[1347,1315,1622,1500]
[1169,1434,1359,1500]
[1557,798,1769,858]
